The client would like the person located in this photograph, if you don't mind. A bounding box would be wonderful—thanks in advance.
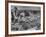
[18,11,25,22]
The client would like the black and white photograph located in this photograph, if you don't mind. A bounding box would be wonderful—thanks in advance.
[11,6,41,31]
[8,2,44,35]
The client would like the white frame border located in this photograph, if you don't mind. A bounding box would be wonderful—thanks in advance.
[8,3,43,34]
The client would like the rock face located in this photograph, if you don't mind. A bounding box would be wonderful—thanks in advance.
[11,6,41,31]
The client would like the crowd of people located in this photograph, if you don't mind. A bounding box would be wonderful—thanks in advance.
[11,7,41,31]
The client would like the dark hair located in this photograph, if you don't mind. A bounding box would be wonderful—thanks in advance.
[24,10,30,16]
